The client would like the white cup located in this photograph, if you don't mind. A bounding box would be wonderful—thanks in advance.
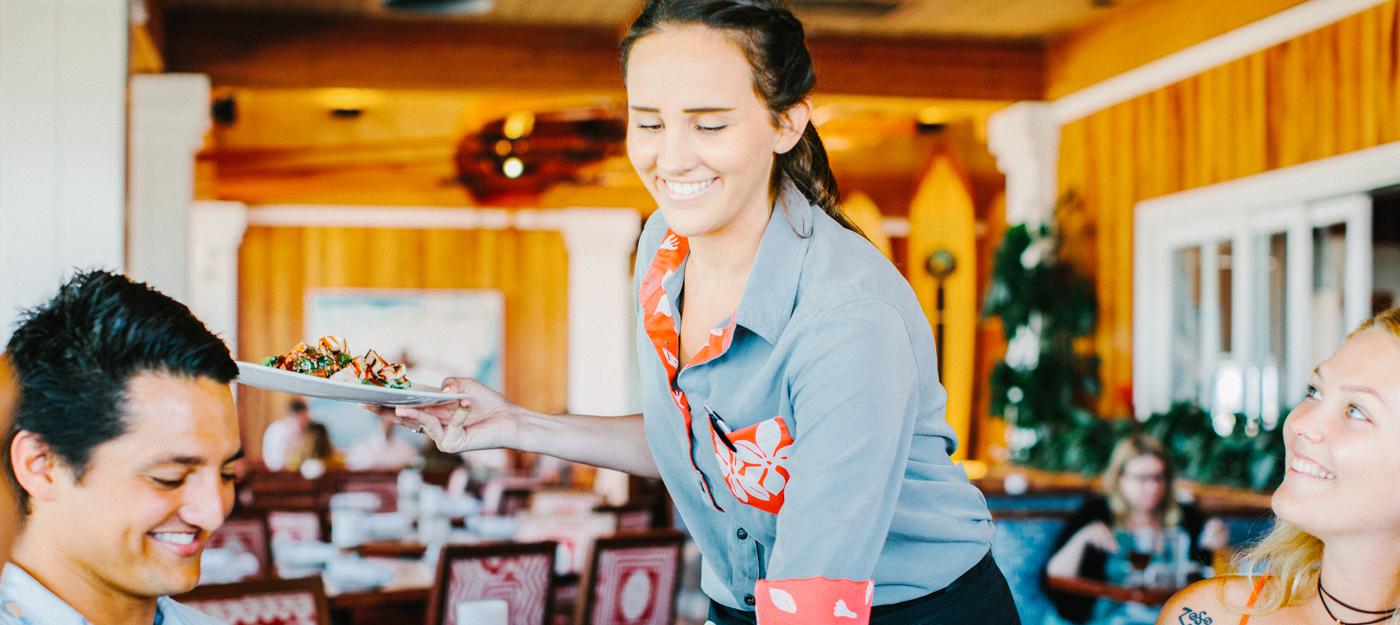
[456,599,508,625]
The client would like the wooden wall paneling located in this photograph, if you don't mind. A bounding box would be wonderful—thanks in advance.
[972,192,1008,462]
[1342,16,1363,155]
[1317,28,1340,161]
[1045,0,1311,98]
[238,227,277,464]
[237,225,570,464]
[1057,0,1400,419]
[1385,2,1400,145]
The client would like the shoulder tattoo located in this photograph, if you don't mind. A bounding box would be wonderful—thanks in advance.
[1178,607,1213,625]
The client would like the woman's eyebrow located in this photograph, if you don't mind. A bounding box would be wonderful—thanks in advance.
[1340,384,1391,411]
[627,106,734,114]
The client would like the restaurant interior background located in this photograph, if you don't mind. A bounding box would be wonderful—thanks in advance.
[2,0,1400,623]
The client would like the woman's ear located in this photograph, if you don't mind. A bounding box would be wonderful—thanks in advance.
[774,98,813,155]
[11,431,63,504]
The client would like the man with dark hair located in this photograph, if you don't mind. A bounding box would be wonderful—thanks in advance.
[1,270,240,625]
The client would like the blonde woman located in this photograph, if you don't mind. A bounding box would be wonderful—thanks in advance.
[1044,435,1229,623]
[1159,308,1400,625]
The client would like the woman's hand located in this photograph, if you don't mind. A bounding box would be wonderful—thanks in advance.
[1072,520,1120,553]
[362,377,520,454]
[1199,517,1230,551]
[1046,520,1119,578]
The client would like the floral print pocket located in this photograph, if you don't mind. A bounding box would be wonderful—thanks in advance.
[712,416,793,515]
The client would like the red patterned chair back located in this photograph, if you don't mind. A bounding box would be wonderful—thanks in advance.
[175,576,331,625]
[266,510,324,543]
[427,541,558,625]
[208,515,272,579]
[331,470,398,513]
[577,530,686,625]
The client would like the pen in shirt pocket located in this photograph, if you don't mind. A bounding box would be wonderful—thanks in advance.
[702,403,738,453]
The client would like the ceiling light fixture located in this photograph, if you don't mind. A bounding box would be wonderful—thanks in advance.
[502,157,525,179]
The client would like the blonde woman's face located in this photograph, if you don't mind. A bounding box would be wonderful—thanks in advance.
[1117,454,1167,516]
[1272,327,1400,539]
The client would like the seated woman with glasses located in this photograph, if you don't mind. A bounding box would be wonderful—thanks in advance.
[1044,434,1231,623]
[1158,308,1400,625]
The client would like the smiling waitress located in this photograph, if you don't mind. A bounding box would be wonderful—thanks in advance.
[378,1,1016,623]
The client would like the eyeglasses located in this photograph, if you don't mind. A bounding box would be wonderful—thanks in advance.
[1120,472,1166,485]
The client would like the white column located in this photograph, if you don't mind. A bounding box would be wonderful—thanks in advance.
[988,101,1061,227]
[0,0,128,342]
[189,201,249,355]
[558,207,643,416]
[128,73,213,304]
[558,207,642,505]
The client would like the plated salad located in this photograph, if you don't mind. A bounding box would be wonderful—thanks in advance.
[262,336,412,389]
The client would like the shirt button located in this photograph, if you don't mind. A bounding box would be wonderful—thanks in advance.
[736,528,748,540]
[744,594,756,606]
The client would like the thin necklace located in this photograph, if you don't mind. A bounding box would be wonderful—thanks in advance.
[1317,578,1398,625]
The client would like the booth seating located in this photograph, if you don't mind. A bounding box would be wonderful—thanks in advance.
[176,576,332,625]
[984,491,1275,625]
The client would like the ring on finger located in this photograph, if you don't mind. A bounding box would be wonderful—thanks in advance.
[416,426,425,434]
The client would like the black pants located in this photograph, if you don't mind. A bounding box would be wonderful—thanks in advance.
[707,552,1021,625]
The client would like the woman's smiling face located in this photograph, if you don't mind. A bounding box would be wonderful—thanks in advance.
[1272,326,1400,540]
[625,25,805,241]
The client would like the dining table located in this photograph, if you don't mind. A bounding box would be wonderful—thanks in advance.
[320,556,433,625]
[1044,575,1180,606]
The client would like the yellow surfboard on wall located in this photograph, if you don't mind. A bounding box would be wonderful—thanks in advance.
[906,153,977,461]
[841,191,893,261]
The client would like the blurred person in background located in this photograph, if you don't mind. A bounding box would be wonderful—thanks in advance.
[1045,434,1229,624]
[1159,308,1400,625]
[1,271,239,625]
[344,418,420,472]
[286,422,343,479]
[262,399,311,471]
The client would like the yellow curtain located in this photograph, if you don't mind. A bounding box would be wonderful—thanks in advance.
[1058,1,1400,416]
[238,226,569,465]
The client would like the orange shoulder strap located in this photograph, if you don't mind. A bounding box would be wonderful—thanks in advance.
[1240,576,1270,625]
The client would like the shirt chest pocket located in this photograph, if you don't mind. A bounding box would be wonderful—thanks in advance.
[711,415,793,515]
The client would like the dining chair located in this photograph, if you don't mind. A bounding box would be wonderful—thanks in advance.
[426,541,559,625]
[174,575,332,625]
[330,469,399,512]
[515,513,618,576]
[242,471,324,509]
[206,512,272,580]
[574,529,686,625]
[266,509,327,544]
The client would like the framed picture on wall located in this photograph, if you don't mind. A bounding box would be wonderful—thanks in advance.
[302,288,504,449]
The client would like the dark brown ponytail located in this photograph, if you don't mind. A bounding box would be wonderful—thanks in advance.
[621,0,864,236]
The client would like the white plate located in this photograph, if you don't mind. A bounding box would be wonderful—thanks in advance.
[235,362,468,407]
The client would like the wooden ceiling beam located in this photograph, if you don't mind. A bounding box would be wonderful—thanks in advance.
[165,8,1043,100]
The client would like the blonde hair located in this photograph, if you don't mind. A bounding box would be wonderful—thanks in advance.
[1233,308,1400,616]
[1102,434,1181,528]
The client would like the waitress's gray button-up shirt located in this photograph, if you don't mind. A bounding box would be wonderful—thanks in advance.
[635,184,996,611]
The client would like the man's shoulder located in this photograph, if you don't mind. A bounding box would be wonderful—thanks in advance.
[159,597,229,625]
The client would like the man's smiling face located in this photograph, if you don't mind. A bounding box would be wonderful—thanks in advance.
[42,371,240,597]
